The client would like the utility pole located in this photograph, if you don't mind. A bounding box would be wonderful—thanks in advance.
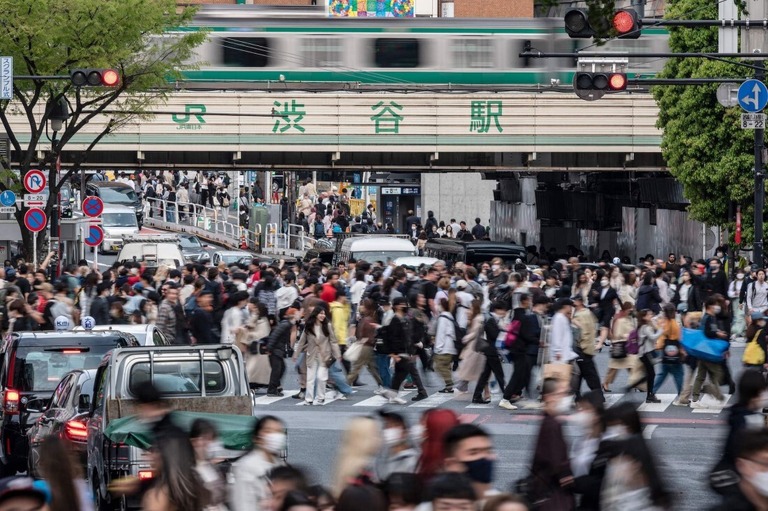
[754,61,766,266]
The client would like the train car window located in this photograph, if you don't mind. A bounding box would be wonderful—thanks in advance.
[302,38,342,67]
[374,38,420,68]
[452,39,493,68]
[222,37,270,67]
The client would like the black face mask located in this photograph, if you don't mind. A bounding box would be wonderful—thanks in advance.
[463,457,494,484]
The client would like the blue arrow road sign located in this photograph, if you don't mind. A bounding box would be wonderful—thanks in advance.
[0,190,15,208]
[738,79,768,112]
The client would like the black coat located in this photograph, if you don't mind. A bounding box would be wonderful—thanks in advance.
[267,320,292,358]
[636,284,662,313]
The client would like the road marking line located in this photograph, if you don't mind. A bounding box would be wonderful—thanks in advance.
[409,392,456,408]
[643,425,658,440]
[603,393,625,406]
[637,393,676,413]
[353,390,414,407]
[253,391,299,405]
[691,394,731,413]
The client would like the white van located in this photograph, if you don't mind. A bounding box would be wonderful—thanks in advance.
[100,205,140,254]
[339,236,416,264]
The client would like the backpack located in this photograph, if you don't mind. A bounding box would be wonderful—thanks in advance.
[625,328,640,355]
[439,314,464,348]
[314,222,325,237]
[504,319,522,349]
[743,328,766,365]
[662,338,682,364]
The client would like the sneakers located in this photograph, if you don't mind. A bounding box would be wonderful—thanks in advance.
[672,399,688,406]
[266,391,284,397]
[472,398,491,404]
[338,394,349,401]
[374,386,386,395]
[389,396,407,405]
[645,394,661,404]
[498,399,519,411]
[690,400,705,409]
[404,382,417,389]
[300,401,313,406]
[438,388,454,394]
[292,390,306,400]
[411,393,428,402]
[314,399,325,406]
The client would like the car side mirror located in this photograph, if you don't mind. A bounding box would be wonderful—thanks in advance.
[78,394,90,414]
[25,398,46,414]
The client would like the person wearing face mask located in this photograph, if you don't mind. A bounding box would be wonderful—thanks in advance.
[528,378,575,511]
[375,411,419,483]
[228,415,287,511]
[704,258,730,303]
[414,424,498,510]
[190,419,227,511]
[711,431,768,510]
[690,298,729,408]
[265,307,301,397]
[730,270,748,341]
[590,271,619,351]
[710,370,768,498]
[747,269,768,320]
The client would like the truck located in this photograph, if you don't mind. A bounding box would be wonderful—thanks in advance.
[115,235,186,270]
[86,344,255,511]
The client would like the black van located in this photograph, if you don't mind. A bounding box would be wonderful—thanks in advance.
[0,331,138,475]
[424,239,527,267]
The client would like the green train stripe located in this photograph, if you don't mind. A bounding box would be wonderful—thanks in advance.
[173,25,669,35]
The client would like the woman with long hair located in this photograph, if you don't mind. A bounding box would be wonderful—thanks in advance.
[454,300,486,394]
[293,305,341,406]
[190,419,227,511]
[38,436,87,511]
[652,303,686,403]
[416,408,461,483]
[143,429,206,511]
[603,302,637,393]
[346,299,384,392]
[626,309,663,403]
[332,417,382,497]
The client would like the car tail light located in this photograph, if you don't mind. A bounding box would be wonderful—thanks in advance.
[64,420,88,442]
[4,390,19,415]
[138,470,154,480]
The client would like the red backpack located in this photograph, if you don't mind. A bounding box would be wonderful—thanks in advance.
[504,319,522,349]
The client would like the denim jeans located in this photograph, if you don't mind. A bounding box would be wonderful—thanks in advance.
[329,361,353,395]
[652,363,684,395]
[377,353,392,388]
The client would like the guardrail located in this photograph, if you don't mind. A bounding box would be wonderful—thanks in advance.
[144,197,262,251]
[265,222,312,255]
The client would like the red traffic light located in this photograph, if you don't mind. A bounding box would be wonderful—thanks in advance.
[69,68,120,87]
[608,73,627,90]
[612,9,641,38]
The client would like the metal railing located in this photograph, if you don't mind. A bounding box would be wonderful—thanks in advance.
[265,222,312,254]
[143,197,262,251]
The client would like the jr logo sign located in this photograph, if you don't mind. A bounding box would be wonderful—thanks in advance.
[172,104,207,129]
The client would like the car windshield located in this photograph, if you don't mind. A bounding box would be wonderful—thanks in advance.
[128,360,225,396]
[98,187,137,203]
[180,236,202,249]
[13,346,111,392]
[220,253,246,264]
[353,250,415,263]
[103,212,137,228]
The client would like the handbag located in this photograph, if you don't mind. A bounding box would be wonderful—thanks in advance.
[681,326,729,363]
[343,341,364,363]
[610,341,628,359]
[542,362,572,382]
[473,324,490,353]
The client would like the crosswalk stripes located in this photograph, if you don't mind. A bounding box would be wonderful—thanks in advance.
[637,393,677,413]
[251,389,731,414]
[691,394,732,413]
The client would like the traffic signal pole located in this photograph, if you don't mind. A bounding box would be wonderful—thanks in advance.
[754,61,765,266]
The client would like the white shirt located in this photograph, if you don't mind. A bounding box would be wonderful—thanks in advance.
[275,285,298,311]
[454,290,474,329]
[549,311,577,363]
[434,311,457,355]
[748,280,768,311]
[655,278,670,305]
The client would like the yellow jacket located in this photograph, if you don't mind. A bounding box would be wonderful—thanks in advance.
[330,300,351,345]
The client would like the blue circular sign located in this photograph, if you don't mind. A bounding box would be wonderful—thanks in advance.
[82,196,104,218]
[84,225,104,247]
[0,190,15,208]
[738,79,768,112]
[24,208,46,233]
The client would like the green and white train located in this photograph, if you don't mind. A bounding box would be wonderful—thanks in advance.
[172,5,670,88]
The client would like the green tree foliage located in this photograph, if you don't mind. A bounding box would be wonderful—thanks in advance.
[0,0,205,260]
[652,0,755,241]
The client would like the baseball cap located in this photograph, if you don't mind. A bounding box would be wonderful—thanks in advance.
[752,311,767,321]
[5,268,16,280]
[456,279,468,289]
[529,274,542,282]
[392,296,408,307]
[0,476,47,506]
[35,282,53,293]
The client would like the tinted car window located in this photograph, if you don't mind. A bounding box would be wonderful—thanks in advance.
[97,187,137,203]
[223,37,270,67]
[129,361,225,396]
[13,346,112,392]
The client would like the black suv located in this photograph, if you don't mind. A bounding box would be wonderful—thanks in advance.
[85,181,143,228]
[0,331,138,475]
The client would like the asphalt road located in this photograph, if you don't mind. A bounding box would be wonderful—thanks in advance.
[259,346,745,511]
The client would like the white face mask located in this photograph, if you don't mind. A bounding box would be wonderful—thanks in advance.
[749,470,768,497]
[738,273,745,280]
[409,424,425,444]
[206,439,224,460]
[554,395,572,415]
[491,265,500,272]
[382,427,403,448]
[712,306,722,314]
[600,280,609,287]
[261,432,286,454]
